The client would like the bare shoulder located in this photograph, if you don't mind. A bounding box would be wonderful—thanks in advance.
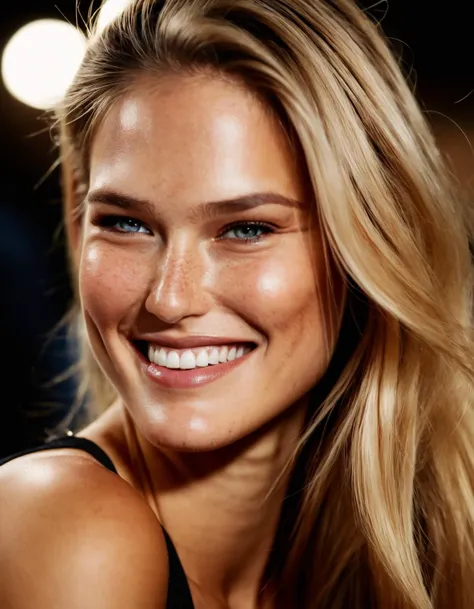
[0,451,168,609]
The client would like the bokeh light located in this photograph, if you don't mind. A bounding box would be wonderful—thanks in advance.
[1,19,86,110]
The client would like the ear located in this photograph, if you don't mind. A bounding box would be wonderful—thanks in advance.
[61,144,84,270]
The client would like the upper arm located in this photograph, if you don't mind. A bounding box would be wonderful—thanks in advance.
[0,455,169,609]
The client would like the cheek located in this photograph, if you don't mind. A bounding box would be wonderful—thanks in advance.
[79,244,150,324]
[220,245,323,340]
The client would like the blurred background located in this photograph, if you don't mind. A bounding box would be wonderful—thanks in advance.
[0,0,472,458]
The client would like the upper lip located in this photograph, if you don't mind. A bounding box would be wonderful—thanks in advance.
[133,335,256,349]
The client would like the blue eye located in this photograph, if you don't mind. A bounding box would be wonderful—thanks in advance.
[220,222,274,242]
[99,216,151,234]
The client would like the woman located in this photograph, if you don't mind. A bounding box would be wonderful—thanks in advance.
[1,1,473,607]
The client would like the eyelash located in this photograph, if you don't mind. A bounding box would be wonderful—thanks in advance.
[94,215,276,244]
[95,215,152,234]
[218,221,276,243]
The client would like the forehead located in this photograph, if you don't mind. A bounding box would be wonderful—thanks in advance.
[88,74,306,204]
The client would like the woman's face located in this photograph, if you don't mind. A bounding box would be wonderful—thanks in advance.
[79,74,337,450]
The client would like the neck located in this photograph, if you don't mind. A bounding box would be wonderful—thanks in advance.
[122,403,306,606]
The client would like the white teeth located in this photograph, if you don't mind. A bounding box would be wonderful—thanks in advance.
[195,350,209,367]
[148,345,155,363]
[180,350,196,370]
[167,351,180,369]
[158,348,167,367]
[209,348,219,365]
[146,343,252,370]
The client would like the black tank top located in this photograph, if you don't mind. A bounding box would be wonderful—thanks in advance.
[0,436,195,609]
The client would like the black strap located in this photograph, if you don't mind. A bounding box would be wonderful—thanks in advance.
[48,436,118,473]
[0,436,117,474]
[162,528,195,609]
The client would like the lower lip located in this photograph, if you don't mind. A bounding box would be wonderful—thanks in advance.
[134,345,254,389]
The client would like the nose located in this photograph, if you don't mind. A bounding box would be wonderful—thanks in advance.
[145,243,210,325]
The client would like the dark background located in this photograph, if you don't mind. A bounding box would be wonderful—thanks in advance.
[0,0,473,456]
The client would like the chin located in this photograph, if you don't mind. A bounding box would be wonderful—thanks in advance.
[141,423,241,453]
[125,389,307,456]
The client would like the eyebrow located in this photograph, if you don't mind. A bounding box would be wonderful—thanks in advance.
[85,189,304,220]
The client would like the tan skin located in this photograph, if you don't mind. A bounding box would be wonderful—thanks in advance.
[0,74,339,609]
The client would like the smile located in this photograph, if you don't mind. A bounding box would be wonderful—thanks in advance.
[148,343,252,370]
[133,340,256,389]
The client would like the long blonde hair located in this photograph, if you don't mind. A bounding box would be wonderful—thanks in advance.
[56,1,474,607]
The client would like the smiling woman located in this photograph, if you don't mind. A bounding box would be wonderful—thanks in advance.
[0,1,473,609]
[76,77,326,452]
